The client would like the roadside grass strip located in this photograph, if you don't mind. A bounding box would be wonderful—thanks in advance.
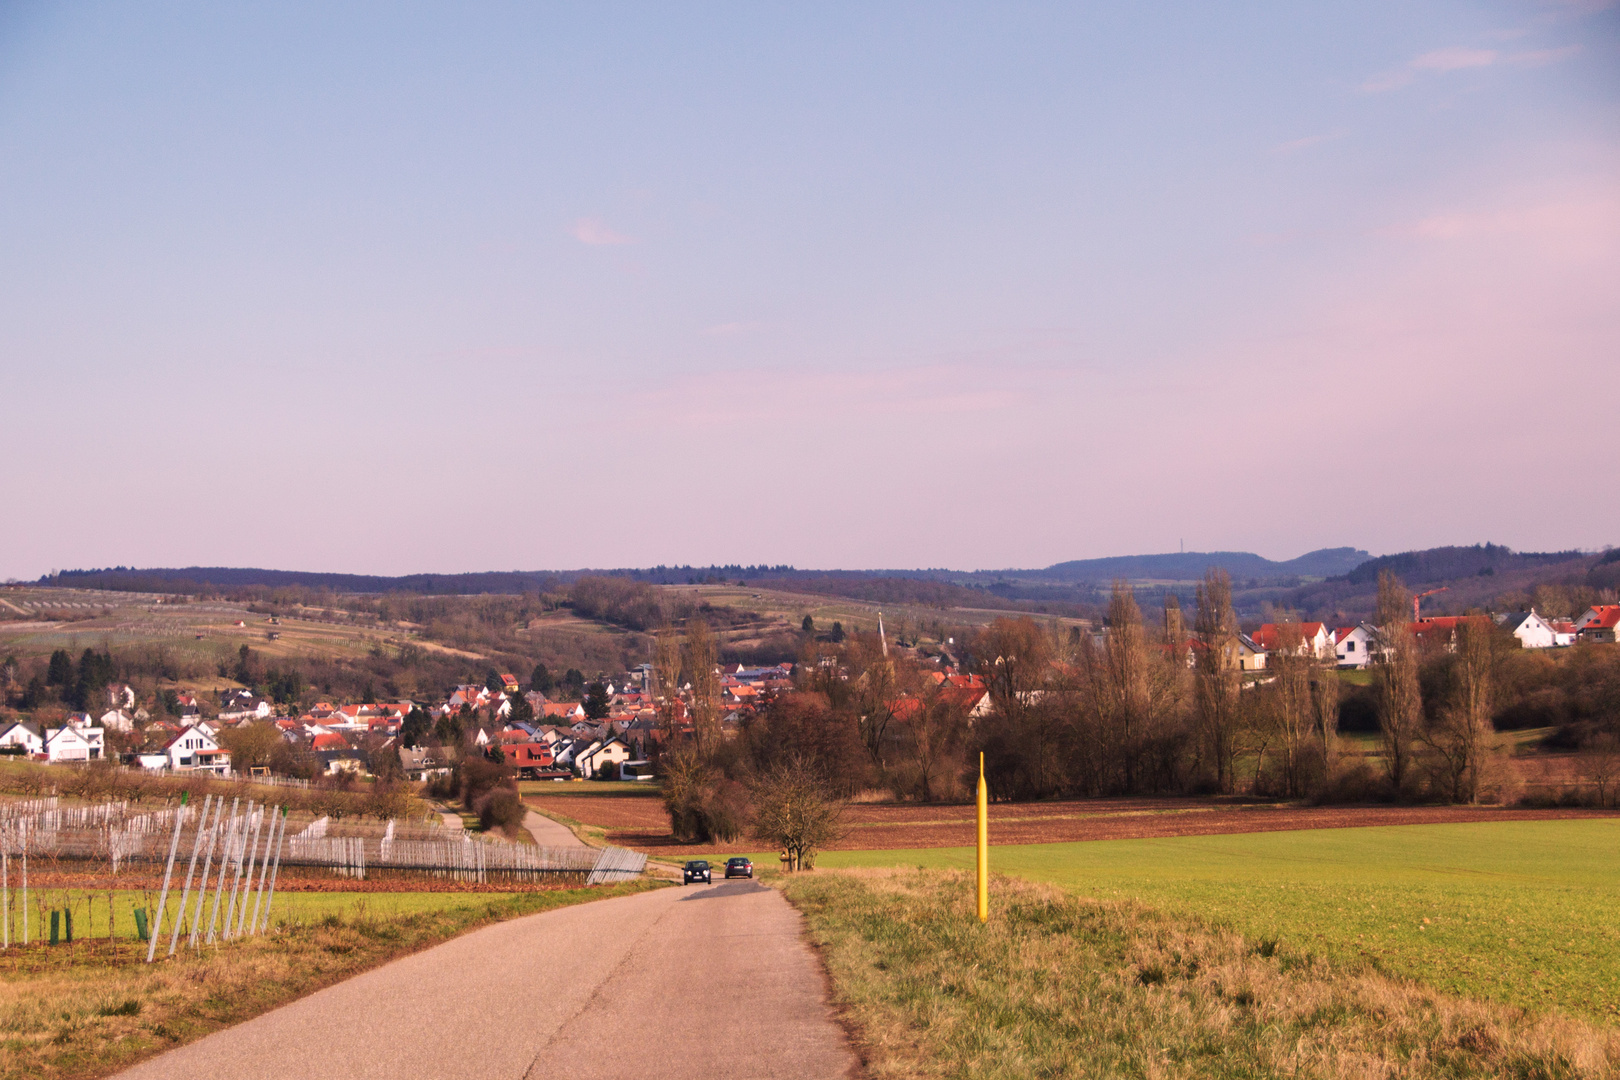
[795,818,1620,1022]
[783,867,1620,1080]
[0,882,655,1080]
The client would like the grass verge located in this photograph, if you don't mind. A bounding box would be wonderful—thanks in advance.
[783,867,1620,1080]
[797,819,1620,1022]
[0,882,655,1080]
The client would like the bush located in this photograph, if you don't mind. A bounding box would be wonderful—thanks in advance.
[475,787,527,836]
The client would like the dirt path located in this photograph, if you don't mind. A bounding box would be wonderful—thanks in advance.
[112,882,857,1080]
[524,808,586,848]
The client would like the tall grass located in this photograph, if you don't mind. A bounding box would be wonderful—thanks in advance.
[783,868,1620,1080]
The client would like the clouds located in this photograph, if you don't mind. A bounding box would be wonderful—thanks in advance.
[1362,42,1580,92]
[571,217,635,245]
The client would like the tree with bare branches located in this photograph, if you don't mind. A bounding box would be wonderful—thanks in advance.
[683,618,720,750]
[1374,570,1422,793]
[1194,569,1243,793]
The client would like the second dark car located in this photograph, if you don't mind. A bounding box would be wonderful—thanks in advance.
[724,857,753,879]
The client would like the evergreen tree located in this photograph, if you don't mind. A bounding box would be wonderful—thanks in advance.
[531,663,554,693]
[46,649,73,687]
[583,682,611,720]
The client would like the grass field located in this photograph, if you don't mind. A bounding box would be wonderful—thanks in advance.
[782,868,1618,1080]
[771,819,1620,1024]
[0,882,653,1080]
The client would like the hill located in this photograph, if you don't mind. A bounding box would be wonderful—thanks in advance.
[1031,547,1367,583]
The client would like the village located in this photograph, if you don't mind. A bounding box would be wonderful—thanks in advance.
[3,601,1615,784]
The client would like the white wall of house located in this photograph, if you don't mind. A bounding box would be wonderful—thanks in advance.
[1335,625,1376,668]
[1507,613,1557,649]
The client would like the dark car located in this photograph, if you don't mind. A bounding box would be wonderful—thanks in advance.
[683,860,711,885]
[724,857,753,879]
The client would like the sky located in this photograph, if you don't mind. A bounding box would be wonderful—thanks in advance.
[1,1,1617,579]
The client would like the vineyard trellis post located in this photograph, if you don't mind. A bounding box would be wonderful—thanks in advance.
[188,796,225,948]
[204,797,240,945]
[146,792,190,963]
[169,794,214,956]
[258,807,287,935]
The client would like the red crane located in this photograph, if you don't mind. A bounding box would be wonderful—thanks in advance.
[1413,587,1449,622]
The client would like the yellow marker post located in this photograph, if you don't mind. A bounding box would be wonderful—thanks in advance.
[976,751,989,923]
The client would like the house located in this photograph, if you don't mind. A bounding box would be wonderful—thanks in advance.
[501,741,556,777]
[499,673,520,693]
[575,737,633,780]
[1410,615,1494,652]
[0,721,44,756]
[1575,605,1620,644]
[398,745,452,781]
[1496,611,1558,649]
[1250,622,1334,660]
[1333,623,1379,669]
[1550,619,1579,647]
[164,724,230,775]
[45,725,104,762]
[99,708,136,732]
[1233,634,1267,672]
[106,683,136,710]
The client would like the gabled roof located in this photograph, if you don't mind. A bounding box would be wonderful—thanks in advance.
[1581,605,1620,630]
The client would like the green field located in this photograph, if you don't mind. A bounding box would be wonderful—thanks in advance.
[769,820,1620,1023]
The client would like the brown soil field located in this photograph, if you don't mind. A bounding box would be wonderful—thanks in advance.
[525,793,1620,859]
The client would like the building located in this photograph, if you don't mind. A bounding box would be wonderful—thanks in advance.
[0,721,44,756]
[1574,605,1620,644]
[1250,622,1335,660]
[1332,623,1379,669]
[575,737,633,780]
[1496,611,1558,649]
[45,725,104,762]
[164,724,231,775]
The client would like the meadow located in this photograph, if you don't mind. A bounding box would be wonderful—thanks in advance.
[785,819,1620,1024]
[783,868,1618,1080]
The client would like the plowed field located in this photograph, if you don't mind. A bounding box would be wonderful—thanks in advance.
[523,792,1620,857]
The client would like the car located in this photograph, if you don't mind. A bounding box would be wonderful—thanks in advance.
[682,859,711,885]
[724,857,753,879]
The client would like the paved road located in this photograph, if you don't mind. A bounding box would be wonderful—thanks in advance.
[114,880,857,1080]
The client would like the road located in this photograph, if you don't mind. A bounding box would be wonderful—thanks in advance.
[113,880,858,1080]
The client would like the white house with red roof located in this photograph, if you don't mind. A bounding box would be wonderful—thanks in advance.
[1250,622,1334,660]
[1575,605,1620,644]
[1333,623,1379,669]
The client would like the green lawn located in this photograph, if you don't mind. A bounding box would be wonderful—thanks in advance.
[517,780,660,797]
[770,819,1620,1023]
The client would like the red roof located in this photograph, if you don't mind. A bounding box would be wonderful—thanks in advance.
[1250,623,1327,651]
[1583,606,1620,630]
[311,732,349,750]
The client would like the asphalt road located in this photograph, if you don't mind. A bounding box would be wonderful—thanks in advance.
[113,880,858,1080]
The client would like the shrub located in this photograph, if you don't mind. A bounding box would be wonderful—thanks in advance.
[475,787,527,836]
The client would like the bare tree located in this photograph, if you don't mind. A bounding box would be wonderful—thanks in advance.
[1194,569,1243,794]
[1581,733,1620,808]
[1374,570,1422,793]
[653,626,683,740]
[1419,617,1504,804]
[750,755,845,871]
[683,618,720,750]
[1264,623,1315,797]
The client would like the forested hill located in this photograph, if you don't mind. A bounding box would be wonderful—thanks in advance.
[37,566,564,595]
[1031,547,1368,583]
